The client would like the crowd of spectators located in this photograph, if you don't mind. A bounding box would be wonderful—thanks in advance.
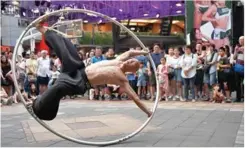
[1,36,244,106]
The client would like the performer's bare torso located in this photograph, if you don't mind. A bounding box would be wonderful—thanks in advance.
[85,59,138,86]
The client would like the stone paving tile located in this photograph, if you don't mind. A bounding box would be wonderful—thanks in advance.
[3,138,58,147]
[33,130,80,141]
[122,133,165,147]
[1,137,25,145]
[154,138,185,147]
[179,140,208,147]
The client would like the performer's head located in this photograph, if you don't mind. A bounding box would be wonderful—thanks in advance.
[121,59,140,73]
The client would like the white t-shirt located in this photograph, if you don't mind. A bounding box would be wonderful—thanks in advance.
[51,71,60,79]
[180,53,197,78]
[37,57,50,77]
[17,59,26,74]
[167,55,182,69]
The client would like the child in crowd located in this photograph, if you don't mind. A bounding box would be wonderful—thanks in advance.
[157,57,169,101]
[48,65,60,88]
[212,84,225,103]
[23,82,38,101]
[136,62,148,99]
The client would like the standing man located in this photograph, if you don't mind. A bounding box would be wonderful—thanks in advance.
[91,47,106,100]
[36,50,50,95]
[233,36,244,102]
[147,44,164,101]
[25,51,38,93]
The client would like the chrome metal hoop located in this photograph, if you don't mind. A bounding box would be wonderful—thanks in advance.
[12,9,160,146]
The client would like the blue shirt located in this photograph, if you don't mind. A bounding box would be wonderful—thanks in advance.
[91,56,106,64]
[150,53,164,69]
[137,68,146,81]
[136,55,148,68]
[126,74,136,81]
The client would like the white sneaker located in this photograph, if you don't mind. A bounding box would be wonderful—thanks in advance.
[172,97,176,101]
[192,99,196,102]
[180,97,186,102]
[167,96,172,100]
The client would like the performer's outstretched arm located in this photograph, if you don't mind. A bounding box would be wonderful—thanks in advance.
[120,82,152,117]
[116,50,149,62]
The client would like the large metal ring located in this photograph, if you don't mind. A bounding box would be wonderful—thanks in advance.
[12,9,160,146]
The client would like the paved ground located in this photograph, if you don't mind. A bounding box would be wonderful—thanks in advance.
[1,99,244,147]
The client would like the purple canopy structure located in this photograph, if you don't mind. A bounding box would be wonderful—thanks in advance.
[19,1,185,22]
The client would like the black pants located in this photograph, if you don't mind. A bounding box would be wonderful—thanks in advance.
[32,30,89,120]
[217,71,228,94]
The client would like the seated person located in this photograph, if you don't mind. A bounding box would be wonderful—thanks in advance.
[212,84,225,103]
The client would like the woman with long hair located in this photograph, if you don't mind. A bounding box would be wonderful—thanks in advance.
[166,47,175,100]
[203,44,218,101]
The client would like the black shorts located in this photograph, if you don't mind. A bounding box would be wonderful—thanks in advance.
[195,69,204,85]
[37,76,49,85]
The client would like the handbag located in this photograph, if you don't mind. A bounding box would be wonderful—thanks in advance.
[204,52,215,74]
[168,67,175,79]
[234,63,244,74]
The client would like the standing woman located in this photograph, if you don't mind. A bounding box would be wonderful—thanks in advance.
[203,44,218,101]
[168,47,183,101]
[217,47,231,102]
[195,43,206,100]
[180,45,198,102]
[166,47,175,100]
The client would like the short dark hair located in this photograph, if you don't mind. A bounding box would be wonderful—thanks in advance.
[153,43,161,48]
[186,45,192,50]
[219,47,225,51]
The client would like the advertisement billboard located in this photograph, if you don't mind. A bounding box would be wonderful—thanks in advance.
[186,0,232,49]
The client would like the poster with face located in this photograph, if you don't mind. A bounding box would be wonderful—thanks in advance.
[186,0,232,49]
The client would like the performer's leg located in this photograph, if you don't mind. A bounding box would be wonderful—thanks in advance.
[44,30,84,72]
[32,82,76,120]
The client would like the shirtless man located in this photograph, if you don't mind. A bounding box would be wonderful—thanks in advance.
[31,22,152,120]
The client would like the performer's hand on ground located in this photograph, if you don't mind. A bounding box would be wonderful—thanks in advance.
[147,110,153,117]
